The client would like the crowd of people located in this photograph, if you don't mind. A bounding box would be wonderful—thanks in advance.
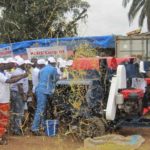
[0,55,73,145]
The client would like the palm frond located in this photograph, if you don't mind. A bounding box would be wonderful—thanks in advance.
[128,0,145,23]
[122,0,131,7]
[145,0,150,31]
[138,7,146,27]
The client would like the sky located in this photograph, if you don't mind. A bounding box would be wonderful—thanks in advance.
[78,0,147,36]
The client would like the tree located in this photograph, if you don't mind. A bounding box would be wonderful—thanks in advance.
[123,0,150,31]
[0,0,89,43]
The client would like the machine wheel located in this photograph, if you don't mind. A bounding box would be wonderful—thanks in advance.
[77,117,106,140]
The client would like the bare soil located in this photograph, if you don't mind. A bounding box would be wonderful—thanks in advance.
[0,128,150,150]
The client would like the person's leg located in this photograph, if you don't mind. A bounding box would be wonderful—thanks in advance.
[0,103,10,145]
[41,94,49,130]
[31,91,48,133]
[11,91,24,135]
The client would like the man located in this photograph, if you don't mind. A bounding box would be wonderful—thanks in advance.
[31,59,58,135]
[32,59,46,93]
[48,57,56,67]
[31,58,38,67]
[25,59,46,127]
[0,59,27,144]
[11,58,29,135]
[30,58,38,85]
[59,61,67,80]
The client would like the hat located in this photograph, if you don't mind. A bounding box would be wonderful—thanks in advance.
[0,58,8,64]
[57,57,64,63]
[66,60,73,66]
[14,55,22,60]
[48,57,56,63]
[16,58,25,66]
[59,61,66,68]
[0,58,6,64]
[6,57,17,64]
[25,60,33,65]
[37,59,46,65]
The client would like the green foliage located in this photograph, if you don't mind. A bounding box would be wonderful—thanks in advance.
[0,0,89,43]
[122,0,150,31]
[74,44,97,58]
[68,44,97,109]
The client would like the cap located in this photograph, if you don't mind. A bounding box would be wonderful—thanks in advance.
[59,61,66,68]
[25,60,33,65]
[48,57,56,63]
[16,58,25,66]
[57,57,64,63]
[66,60,73,66]
[0,58,5,64]
[37,59,46,65]
[14,55,22,60]
[6,57,17,64]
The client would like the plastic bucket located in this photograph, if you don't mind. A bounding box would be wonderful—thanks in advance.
[45,119,59,136]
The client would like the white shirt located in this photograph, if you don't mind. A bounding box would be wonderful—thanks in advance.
[31,67,40,93]
[56,67,61,75]
[11,68,29,94]
[132,78,147,92]
[0,72,10,103]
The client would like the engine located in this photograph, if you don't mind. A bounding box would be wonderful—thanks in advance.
[116,89,144,117]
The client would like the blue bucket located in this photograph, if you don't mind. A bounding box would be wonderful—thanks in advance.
[45,119,59,136]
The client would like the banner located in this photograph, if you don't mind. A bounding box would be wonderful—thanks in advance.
[0,46,13,58]
[27,46,67,59]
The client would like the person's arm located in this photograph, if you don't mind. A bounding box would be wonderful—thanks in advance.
[6,73,27,84]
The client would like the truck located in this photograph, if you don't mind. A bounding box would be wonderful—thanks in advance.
[116,34,150,60]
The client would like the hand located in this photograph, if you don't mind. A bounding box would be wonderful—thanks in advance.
[23,73,28,78]
[25,68,31,74]
[22,93,27,102]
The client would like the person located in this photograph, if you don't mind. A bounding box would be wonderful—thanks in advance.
[0,59,27,145]
[31,59,58,135]
[47,57,56,67]
[26,59,46,125]
[32,59,46,94]
[65,60,73,79]
[124,58,139,87]
[5,57,17,71]
[10,58,29,135]
[31,58,38,66]
[59,61,67,79]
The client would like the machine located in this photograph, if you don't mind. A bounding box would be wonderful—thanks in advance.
[49,57,150,139]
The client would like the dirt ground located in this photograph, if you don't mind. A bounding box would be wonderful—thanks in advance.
[0,128,150,150]
[119,128,150,150]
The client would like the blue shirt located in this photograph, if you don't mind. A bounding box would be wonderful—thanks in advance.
[125,63,138,78]
[36,65,58,95]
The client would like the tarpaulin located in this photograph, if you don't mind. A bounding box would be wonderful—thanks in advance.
[83,134,145,150]
[0,35,115,57]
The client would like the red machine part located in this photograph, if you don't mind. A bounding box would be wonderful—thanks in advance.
[72,57,100,70]
[145,78,150,86]
[120,89,144,100]
[116,57,135,65]
[71,57,135,71]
